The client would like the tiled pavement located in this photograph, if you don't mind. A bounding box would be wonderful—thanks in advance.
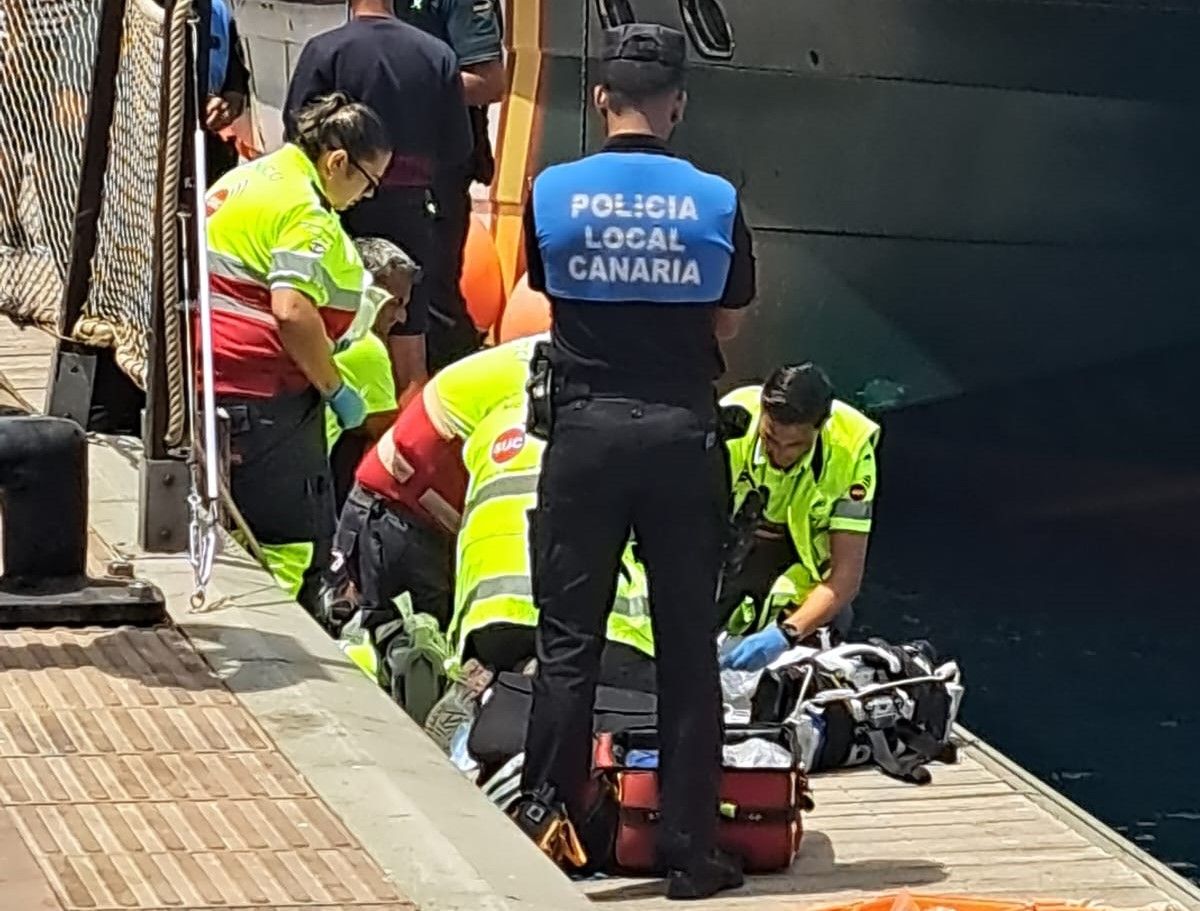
[0,626,416,911]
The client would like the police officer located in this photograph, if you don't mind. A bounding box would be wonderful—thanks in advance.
[517,24,755,899]
[395,0,506,370]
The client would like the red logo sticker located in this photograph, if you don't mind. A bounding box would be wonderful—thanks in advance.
[849,484,868,502]
[491,428,526,464]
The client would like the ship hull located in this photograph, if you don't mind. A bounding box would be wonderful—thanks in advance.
[235,0,1200,406]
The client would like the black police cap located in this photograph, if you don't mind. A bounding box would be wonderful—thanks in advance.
[600,24,687,70]
[600,24,686,67]
[599,24,686,97]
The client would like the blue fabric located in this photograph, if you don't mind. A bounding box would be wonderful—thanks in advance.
[208,0,232,95]
[532,152,737,305]
[625,749,660,769]
[328,382,366,431]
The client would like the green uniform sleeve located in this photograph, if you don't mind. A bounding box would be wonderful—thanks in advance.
[338,335,397,417]
[327,335,397,452]
[720,385,761,479]
[829,441,878,534]
[268,204,367,312]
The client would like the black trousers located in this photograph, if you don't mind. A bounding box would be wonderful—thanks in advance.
[344,188,435,339]
[522,394,728,868]
[221,388,334,613]
[344,183,482,372]
[466,621,659,694]
[327,484,453,631]
[425,178,483,372]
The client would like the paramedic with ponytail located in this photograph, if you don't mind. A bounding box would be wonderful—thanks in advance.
[516,24,755,899]
[719,363,881,672]
[205,92,391,612]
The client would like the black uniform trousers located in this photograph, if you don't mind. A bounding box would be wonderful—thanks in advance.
[221,388,334,614]
[344,187,436,340]
[344,182,482,372]
[522,392,729,868]
[326,484,453,632]
[426,175,484,372]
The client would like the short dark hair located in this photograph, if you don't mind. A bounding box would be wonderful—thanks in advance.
[602,65,685,114]
[761,363,834,427]
[291,91,389,164]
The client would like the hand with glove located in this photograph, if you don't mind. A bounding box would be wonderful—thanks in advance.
[719,625,792,672]
[326,381,366,430]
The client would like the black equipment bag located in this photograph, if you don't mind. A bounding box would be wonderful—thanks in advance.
[468,671,657,768]
[751,638,962,784]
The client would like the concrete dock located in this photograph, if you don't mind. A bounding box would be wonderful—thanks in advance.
[1,320,1198,911]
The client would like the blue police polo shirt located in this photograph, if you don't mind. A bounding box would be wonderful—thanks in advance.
[524,134,756,391]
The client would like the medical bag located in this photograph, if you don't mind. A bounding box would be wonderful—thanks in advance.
[594,724,812,874]
[468,671,657,769]
[751,639,963,784]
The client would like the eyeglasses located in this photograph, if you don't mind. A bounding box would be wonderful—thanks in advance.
[348,156,382,195]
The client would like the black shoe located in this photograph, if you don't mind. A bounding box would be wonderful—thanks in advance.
[665,848,744,901]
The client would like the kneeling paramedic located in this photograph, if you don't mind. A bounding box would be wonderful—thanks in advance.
[326,238,419,511]
[322,330,552,654]
[205,93,390,615]
[449,398,657,693]
[719,363,881,672]
[516,24,756,899]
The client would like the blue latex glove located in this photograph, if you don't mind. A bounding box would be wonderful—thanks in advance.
[327,382,366,430]
[720,626,790,672]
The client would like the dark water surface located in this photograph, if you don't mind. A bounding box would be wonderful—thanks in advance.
[856,342,1200,881]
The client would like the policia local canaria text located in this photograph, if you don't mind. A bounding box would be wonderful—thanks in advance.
[566,192,705,286]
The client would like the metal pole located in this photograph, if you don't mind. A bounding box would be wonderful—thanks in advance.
[186,2,219,507]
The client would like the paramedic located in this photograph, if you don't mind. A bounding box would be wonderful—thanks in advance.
[206,92,389,613]
[284,0,473,406]
[396,0,506,368]
[719,364,881,672]
[518,23,756,900]
[447,371,657,693]
[328,237,420,512]
[267,236,417,604]
[321,324,545,642]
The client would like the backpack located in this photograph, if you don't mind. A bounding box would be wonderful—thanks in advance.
[382,610,449,726]
[751,638,964,784]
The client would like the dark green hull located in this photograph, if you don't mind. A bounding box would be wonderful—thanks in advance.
[237,0,1200,407]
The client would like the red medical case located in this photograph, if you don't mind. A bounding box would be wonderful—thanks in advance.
[595,725,813,874]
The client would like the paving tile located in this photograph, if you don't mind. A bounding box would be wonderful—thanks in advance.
[0,628,416,910]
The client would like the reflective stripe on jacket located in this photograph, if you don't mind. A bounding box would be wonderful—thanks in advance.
[449,404,655,664]
[205,143,370,397]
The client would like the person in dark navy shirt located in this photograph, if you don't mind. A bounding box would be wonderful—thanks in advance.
[396,0,506,371]
[284,0,473,405]
[515,24,755,900]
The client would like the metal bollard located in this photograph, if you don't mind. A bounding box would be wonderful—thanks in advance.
[0,414,166,627]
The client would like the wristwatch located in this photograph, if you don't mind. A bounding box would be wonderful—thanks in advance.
[777,618,804,646]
